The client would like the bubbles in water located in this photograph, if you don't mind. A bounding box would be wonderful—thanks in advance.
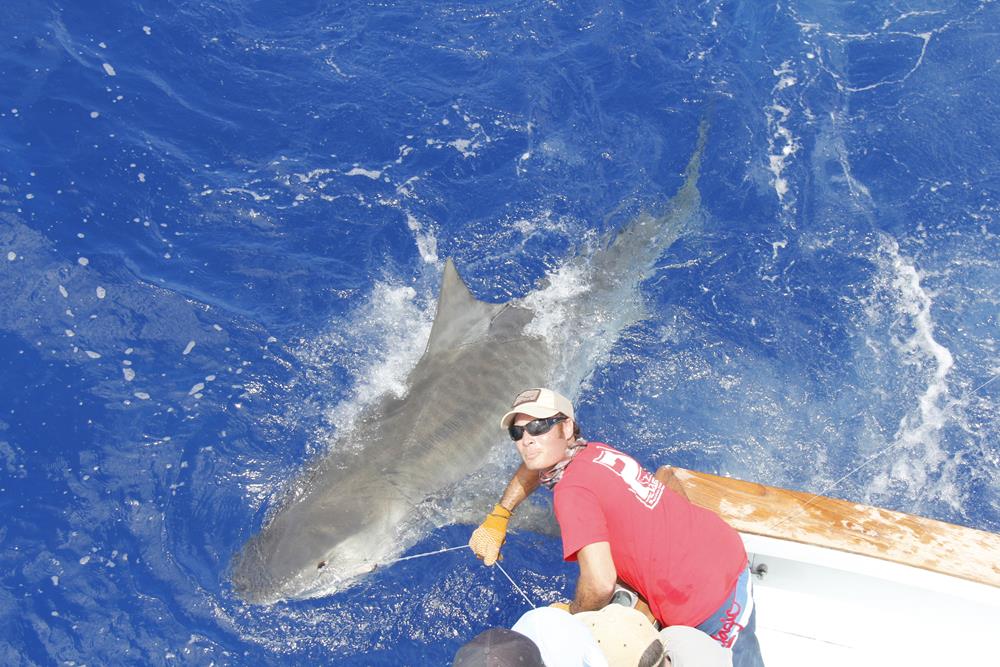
[865,235,960,510]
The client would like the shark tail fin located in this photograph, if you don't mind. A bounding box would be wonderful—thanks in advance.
[425,259,503,355]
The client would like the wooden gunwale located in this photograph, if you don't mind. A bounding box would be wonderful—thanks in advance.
[657,466,1000,589]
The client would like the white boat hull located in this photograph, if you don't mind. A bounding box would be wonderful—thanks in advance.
[745,532,999,665]
[659,467,1000,665]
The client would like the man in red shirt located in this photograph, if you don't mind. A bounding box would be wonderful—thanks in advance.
[469,388,765,666]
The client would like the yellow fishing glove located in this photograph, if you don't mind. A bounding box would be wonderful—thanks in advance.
[469,504,512,566]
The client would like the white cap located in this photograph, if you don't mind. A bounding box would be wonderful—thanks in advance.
[659,625,733,667]
[499,388,575,429]
[512,607,609,667]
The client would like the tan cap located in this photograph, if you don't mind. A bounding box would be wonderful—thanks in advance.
[499,388,574,429]
[576,605,665,667]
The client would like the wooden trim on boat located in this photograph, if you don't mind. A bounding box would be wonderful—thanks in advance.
[654,466,1000,589]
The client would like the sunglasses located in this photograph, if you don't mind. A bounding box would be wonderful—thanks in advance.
[508,415,567,441]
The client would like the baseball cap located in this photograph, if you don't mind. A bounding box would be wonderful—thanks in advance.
[658,625,733,667]
[511,607,608,667]
[453,628,545,667]
[576,605,666,667]
[499,388,575,429]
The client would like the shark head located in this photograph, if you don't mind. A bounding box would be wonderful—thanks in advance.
[231,465,412,603]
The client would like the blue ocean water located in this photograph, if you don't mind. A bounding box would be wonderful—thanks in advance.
[1,0,998,664]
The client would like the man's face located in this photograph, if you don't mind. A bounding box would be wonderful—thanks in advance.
[511,412,574,471]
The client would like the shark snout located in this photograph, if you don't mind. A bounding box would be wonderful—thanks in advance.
[231,530,382,604]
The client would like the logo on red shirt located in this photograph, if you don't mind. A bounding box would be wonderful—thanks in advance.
[592,447,664,509]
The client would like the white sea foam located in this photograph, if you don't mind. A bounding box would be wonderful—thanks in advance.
[868,236,959,508]
[395,144,413,164]
[295,168,334,184]
[776,75,797,90]
[522,262,594,344]
[510,209,568,237]
[218,187,270,201]
[522,241,647,395]
[396,175,420,198]
[842,32,933,93]
[345,167,381,180]
[838,156,871,200]
[404,213,438,263]
[300,281,435,450]
[448,138,477,157]
[765,62,800,212]
[324,57,349,78]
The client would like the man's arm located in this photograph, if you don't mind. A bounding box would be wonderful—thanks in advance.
[469,463,540,565]
[498,462,541,512]
[569,541,617,613]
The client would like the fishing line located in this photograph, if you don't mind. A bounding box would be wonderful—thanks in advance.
[495,561,536,609]
[384,543,469,565]
[970,369,999,394]
[765,365,1000,533]
[764,441,904,533]
[382,542,536,609]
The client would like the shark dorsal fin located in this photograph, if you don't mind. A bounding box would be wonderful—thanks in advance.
[425,259,501,355]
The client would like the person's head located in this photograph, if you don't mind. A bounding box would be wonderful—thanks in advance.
[658,626,733,667]
[510,607,606,667]
[452,628,545,667]
[499,388,578,471]
[576,604,667,667]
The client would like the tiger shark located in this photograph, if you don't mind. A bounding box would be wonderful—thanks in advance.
[230,120,708,604]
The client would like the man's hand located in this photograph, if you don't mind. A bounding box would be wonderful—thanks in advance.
[468,504,511,566]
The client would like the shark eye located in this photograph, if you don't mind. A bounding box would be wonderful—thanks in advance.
[317,561,326,570]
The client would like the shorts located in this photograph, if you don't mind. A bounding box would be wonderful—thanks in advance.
[695,566,754,649]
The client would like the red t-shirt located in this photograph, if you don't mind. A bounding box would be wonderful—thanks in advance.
[553,443,747,627]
